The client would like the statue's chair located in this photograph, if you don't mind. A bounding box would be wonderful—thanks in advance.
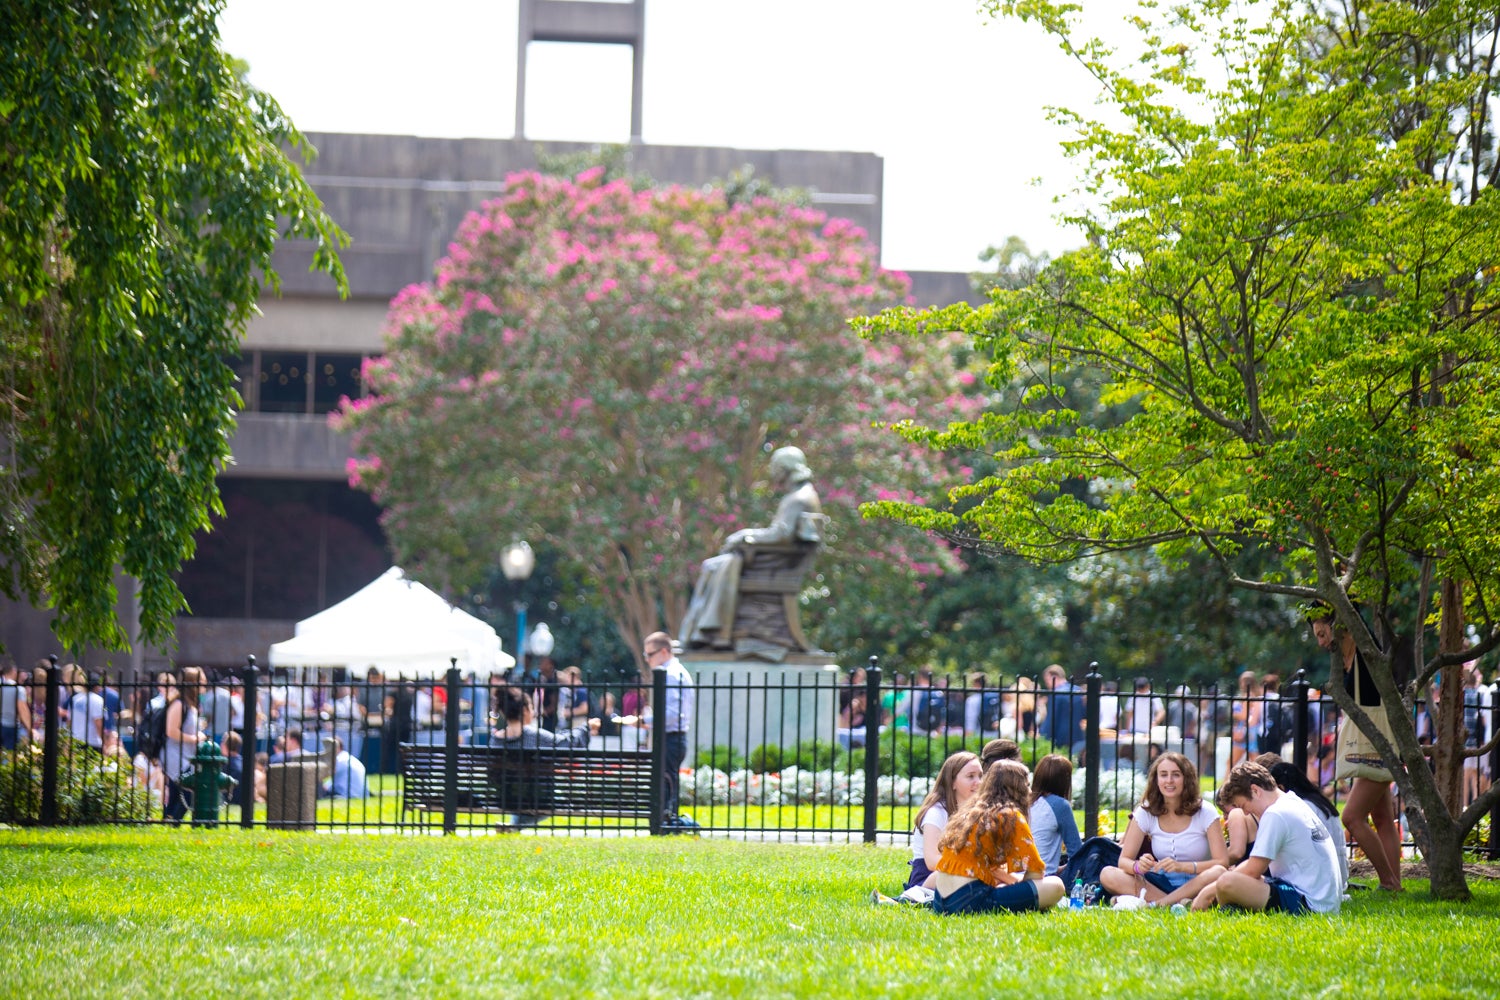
[724,512,828,653]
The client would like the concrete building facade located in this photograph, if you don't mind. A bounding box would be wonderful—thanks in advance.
[1,131,977,674]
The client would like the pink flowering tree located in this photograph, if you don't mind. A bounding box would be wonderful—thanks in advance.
[337,169,978,662]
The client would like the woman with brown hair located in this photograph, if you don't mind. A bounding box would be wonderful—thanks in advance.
[903,751,982,892]
[162,666,207,823]
[1099,751,1228,906]
[1230,669,1263,768]
[1312,614,1402,891]
[1029,754,1082,876]
[931,759,1067,914]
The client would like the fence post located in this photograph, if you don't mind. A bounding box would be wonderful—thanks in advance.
[1289,669,1309,777]
[40,654,61,825]
[863,656,881,845]
[443,659,460,835]
[650,666,666,836]
[1489,733,1499,860]
[240,656,259,829]
[1083,663,1101,839]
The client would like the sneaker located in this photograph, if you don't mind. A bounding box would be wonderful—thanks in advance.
[871,890,899,906]
[897,885,935,906]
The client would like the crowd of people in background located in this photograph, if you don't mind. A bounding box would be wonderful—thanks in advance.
[0,649,639,822]
[2,645,1494,834]
[839,659,1496,809]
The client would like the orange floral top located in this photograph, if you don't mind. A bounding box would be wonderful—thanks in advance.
[934,811,1045,887]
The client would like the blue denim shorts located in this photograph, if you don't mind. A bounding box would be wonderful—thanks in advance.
[933,878,1039,915]
[1261,875,1311,915]
[1143,870,1195,894]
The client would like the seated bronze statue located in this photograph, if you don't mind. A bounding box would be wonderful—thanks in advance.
[678,446,827,660]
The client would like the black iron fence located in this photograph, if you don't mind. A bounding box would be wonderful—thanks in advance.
[2,657,1495,856]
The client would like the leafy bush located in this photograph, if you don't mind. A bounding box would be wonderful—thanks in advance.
[703,745,744,774]
[792,739,838,772]
[0,740,156,824]
[748,743,784,774]
[839,746,866,774]
[1016,737,1062,769]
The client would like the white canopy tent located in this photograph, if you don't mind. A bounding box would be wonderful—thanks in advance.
[268,567,514,679]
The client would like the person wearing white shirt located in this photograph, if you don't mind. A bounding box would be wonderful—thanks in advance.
[1194,761,1342,914]
[322,737,368,799]
[69,674,106,749]
[1,662,31,749]
[1126,677,1163,737]
[644,631,693,826]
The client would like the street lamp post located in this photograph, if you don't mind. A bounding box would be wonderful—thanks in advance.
[500,539,536,676]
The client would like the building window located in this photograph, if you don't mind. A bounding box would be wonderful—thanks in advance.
[313,353,364,414]
[233,350,373,415]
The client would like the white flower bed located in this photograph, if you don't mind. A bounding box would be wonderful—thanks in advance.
[1075,765,1148,812]
[680,766,935,808]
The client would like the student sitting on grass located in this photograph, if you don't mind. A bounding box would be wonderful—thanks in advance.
[1191,761,1342,914]
[1225,750,1281,865]
[1028,754,1082,876]
[872,751,982,905]
[980,738,1022,769]
[906,751,982,892]
[931,760,1066,915]
[1099,751,1228,907]
[1266,758,1348,893]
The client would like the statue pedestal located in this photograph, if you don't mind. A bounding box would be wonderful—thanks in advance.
[682,653,843,755]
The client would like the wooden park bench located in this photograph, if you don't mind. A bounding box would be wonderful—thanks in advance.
[398,743,657,826]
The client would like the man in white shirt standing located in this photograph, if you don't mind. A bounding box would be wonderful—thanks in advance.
[69,672,106,749]
[644,632,694,828]
[1,661,31,749]
[1126,677,1163,737]
[1193,761,1342,913]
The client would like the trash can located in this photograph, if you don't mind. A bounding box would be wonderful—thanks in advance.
[265,760,319,829]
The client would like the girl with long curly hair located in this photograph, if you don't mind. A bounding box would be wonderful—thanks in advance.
[931,759,1066,914]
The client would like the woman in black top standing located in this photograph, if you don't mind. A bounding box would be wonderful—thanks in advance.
[1313,616,1402,890]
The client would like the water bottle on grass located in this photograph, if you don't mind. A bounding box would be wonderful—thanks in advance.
[1070,878,1085,910]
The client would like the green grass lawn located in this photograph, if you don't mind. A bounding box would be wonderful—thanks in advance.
[2,828,1495,999]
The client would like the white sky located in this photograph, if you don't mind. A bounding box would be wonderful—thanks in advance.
[218,0,1113,273]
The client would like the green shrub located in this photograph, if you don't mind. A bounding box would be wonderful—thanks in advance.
[792,738,837,772]
[0,740,156,824]
[748,743,784,774]
[833,744,866,774]
[867,730,1064,779]
[1017,736,1062,769]
[703,744,744,774]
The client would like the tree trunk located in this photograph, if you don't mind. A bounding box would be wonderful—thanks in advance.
[1434,578,1465,815]
[1421,807,1473,902]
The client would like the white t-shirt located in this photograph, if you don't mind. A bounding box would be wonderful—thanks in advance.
[1132,800,1221,862]
[963,693,983,734]
[911,802,950,860]
[1,678,24,727]
[1251,791,1342,914]
[1127,694,1162,735]
[1099,694,1120,729]
[69,691,106,747]
[162,705,201,780]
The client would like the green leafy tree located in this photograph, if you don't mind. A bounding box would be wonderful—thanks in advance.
[0,2,347,650]
[859,0,1500,899]
[338,169,976,666]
